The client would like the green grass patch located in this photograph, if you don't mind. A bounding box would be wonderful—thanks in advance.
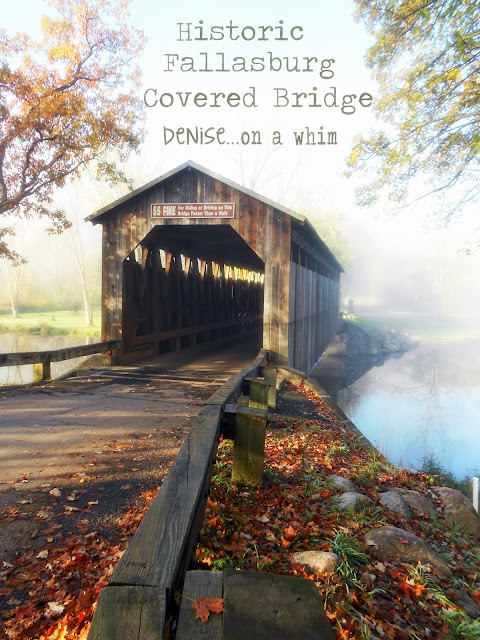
[352,312,480,341]
[0,310,101,337]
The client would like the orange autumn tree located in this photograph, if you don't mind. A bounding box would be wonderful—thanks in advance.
[0,0,145,261]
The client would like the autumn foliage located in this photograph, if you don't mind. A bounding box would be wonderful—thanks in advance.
[2,382,479,639]
[0,0,144,260]
[195,383,480,639]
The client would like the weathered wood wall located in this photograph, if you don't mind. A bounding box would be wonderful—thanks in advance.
[95,164,341,368]
[288,232,340,373]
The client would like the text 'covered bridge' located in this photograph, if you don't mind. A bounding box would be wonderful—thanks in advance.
[87,161,343,372]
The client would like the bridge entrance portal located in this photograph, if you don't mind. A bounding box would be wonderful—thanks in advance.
[122,225,264,358]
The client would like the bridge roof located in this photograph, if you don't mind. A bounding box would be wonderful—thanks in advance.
[86,160,343,273]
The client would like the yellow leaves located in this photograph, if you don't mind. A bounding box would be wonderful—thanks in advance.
[49,43,77,61]
[0,0,144,233]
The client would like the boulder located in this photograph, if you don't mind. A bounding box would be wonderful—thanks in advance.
[450,588,480,619]
[433,487,480,540]
[338,492,376,512]
[364,526,449,577]
[331,476,359,493]
[392,489,436,518]
[291,551,340,576]
[378,492,412,523]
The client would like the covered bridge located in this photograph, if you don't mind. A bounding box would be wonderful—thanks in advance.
[86,161,343,372]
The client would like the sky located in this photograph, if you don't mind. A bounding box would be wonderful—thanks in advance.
[2,0,378,210]
[1,0,480,314]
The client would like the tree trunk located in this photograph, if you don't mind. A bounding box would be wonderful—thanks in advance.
[6,260,19,318]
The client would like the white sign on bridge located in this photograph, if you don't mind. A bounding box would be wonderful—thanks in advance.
[151,203,235,219]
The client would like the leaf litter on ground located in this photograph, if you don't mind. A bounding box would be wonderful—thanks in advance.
[194,381,480,640]
[1,381,479,639]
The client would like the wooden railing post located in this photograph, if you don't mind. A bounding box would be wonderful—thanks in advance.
[249,379,269,410]
[263,365,277,410]
[232,407,267,486]
[32,358,51,381]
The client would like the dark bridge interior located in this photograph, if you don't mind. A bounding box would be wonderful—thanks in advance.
[122,225,265,359]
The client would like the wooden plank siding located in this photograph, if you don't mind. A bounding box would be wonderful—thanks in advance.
[89,162,343,368]
[288,261,340,374]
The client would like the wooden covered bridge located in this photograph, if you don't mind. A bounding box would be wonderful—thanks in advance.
[87,161,343,373]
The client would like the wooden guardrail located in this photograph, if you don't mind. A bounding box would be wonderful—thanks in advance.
[0,340,120,381]
[87,348,268,640]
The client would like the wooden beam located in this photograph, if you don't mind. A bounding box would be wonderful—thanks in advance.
[109,404,222,589]
[0,340,120,368]
[176,571,223,640]
[87,586,166,640]
[232,407,267,486]
[222,570,336,640]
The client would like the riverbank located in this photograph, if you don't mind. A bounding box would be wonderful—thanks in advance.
[196,380,480,640]
[351,311,480,342]
[0,310,100,338]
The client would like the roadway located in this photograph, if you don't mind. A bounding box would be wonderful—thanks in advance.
[0,331,262,565]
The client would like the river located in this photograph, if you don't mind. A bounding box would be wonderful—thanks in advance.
[313,339,480,480]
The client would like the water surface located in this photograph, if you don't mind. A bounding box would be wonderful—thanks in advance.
[313,341,480,479]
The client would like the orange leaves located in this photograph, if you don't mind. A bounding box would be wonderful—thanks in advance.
[283,524,297,540]
[0,0,145,259]
[192,597,225,623]
[2,489,157,640]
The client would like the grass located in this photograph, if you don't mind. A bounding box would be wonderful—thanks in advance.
[0,309,101,337]
[421,455,473,498]
[327,529,369,589]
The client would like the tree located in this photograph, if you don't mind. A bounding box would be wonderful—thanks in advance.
[348,0,480,221]
[65,193,101,326]
[0,0,144,261]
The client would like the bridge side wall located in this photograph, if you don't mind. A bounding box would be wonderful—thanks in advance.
[288,262,340,373]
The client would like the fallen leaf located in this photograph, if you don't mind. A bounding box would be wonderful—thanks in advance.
[37,550,48,559]
[49,488,62,497]
[193,597,225,623]
[47,601,65,614]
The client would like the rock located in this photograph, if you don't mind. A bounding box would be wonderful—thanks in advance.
[338,492,375,512]
[364,526,449,577]
[292,551,340,576]
[331,476,359,493]
[451,589,480,618]
[388,488,436,518]
[378,492,412,523]
[434,487,480,540]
